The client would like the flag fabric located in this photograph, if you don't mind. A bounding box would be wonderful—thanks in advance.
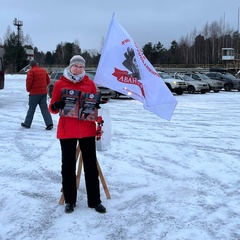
[94,14,177,121]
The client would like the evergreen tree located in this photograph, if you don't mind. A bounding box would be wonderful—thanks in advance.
[142,42,154,63]
[3,31,28,73]
[45,51,54,65]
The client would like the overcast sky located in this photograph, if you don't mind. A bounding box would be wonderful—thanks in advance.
[0,0,239,53]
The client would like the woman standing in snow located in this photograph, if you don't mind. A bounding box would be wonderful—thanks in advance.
[49,55,106,214]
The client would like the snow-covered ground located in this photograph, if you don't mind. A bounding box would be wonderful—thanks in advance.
[0,74,240,240]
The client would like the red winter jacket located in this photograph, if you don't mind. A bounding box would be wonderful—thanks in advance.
[26,65,50,94]
[49,75,98,139]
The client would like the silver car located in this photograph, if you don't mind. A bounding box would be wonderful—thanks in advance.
[174,73,209,94]
[185,73,223,93]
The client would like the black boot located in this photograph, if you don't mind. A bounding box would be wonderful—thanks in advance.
[65,203,76,213]
[21,123,30,129]
[89,203,106,213]
[46,124,53,130]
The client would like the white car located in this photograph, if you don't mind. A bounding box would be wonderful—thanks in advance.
[157,71,187,95]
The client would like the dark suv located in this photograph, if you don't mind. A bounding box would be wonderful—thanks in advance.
[48,71,112,101]
[206,72,240,91]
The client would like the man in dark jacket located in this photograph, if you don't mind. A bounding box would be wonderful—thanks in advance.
[21,60,53,130]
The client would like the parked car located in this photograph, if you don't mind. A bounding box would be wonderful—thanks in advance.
[0,56,4,90]
[184,73,223,92]
[209,67,236,76]
[206,72,240,91]
[174,73,209,94]
[86,70,129,99]
[48,71,112,101]
[236,70,240,78]
[157,71,187,95]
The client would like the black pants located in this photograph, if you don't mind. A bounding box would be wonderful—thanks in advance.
[60,137,101,207]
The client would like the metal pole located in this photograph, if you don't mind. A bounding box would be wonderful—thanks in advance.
[13,18,23,72]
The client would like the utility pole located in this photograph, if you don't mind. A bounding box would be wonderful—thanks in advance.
[13,18,23,43]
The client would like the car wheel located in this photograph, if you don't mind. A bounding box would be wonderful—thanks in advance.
[224,83,231,91]
[111,91,119,99]
[176,90,183,95]
[207,84,211,92]
[187,86,195,94]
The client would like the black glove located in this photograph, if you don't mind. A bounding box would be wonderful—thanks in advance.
[51,100,66,111]
[95,103,101,109]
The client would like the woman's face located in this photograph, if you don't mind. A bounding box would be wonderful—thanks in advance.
[70,64,85,75]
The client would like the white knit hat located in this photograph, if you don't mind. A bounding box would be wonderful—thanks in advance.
[69,55,85,67]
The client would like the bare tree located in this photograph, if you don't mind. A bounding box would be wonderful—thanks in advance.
[99,36,105,54]
[4,26,12,41]
[23,34,33,47]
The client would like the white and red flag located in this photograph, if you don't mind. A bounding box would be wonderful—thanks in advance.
[94,14,177,121]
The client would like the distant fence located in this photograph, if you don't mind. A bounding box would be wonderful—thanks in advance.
[153,63,239,69]
[41,65,97,74]
[36,64,239,76]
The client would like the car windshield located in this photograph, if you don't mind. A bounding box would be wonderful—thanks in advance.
[85,72,95,80]
[55,73,63,79]
[224,73,237,80]
[87,71,96,76]
[198,74,211,80]
[158,72,172,79]
[50,72,57,79]
[180,75,194,81]
[51,72,95,81]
